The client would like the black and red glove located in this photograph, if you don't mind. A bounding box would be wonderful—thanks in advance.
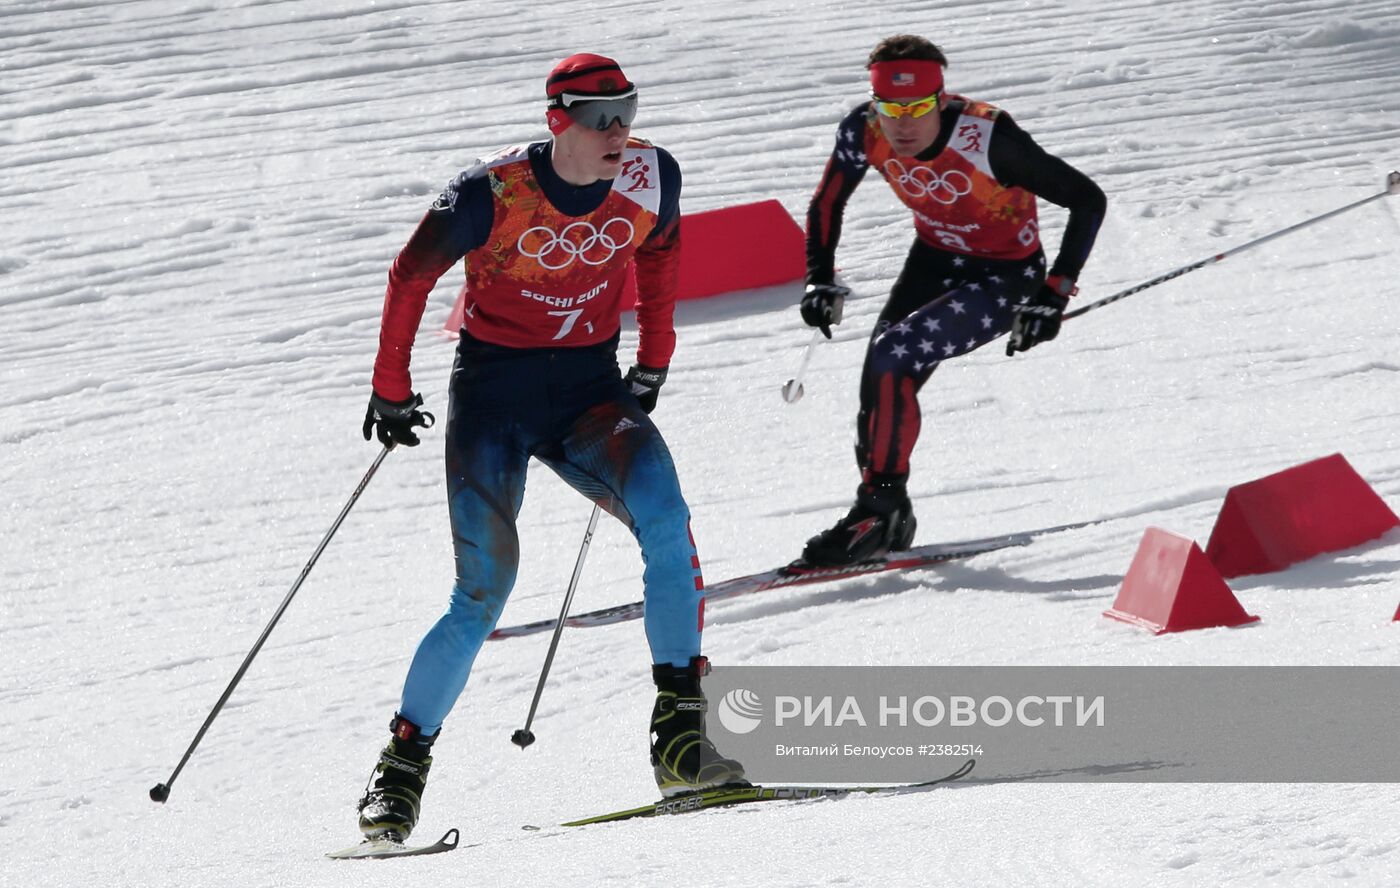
[1007,274,1076,356]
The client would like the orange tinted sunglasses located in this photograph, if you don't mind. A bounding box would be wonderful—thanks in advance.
[871,91,941,119]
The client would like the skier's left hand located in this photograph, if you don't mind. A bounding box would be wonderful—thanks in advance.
[625,364,667,414]
[1006,275,1075,356]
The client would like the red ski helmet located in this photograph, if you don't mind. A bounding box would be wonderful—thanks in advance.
[545,53,636,134]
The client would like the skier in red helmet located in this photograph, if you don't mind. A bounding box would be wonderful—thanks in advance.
[355,53,744,845]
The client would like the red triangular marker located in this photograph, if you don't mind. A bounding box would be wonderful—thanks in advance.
[1105,528,1260,634]
[1205,454,1399,578]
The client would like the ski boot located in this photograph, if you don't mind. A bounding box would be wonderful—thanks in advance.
[357,714,437,842]
[651,656,748,797]
[801,477,916,566]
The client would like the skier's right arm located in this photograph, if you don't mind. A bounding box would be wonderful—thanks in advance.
[802,106,870,335]
[370,167,494,404]
[804,105,871,286]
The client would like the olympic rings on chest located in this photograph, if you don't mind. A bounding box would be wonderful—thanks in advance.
[516,218,637,270]
[882,160,973,205]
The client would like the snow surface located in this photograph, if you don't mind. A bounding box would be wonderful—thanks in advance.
[3,1,1399,885]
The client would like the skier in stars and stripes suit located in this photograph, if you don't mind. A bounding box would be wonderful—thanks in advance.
[799,34,1107,565]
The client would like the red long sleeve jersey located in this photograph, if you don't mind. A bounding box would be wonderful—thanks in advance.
[372,138,682,403]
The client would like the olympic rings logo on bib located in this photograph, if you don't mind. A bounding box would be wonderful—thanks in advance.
[882,160,972,205]
[517,218,636,270]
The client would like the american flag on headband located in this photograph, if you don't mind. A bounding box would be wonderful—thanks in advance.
[893,71,916,86]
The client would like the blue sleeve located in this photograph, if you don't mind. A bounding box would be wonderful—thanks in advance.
[422,164,496,258]
[648,146,682,242]
[372,164,493,400]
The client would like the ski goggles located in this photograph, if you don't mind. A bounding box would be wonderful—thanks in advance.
[550,87,639,131]
[871,91,941,119]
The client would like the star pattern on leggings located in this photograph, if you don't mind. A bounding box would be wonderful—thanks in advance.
[873,257,1045,365]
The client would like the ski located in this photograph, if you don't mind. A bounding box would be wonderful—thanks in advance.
[540,759,976,827]
[489,520,1097,640]
[326,827,460,860]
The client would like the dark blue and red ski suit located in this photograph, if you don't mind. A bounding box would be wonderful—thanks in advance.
[807,98,1106,481]
[372,139,700,734]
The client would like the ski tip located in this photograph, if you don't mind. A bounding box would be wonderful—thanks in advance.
[440,827,460,849]
[1388,170,1400,195]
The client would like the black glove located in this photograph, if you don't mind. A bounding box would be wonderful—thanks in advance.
[799,282,848,339]
[1006,275,1075,356]
[624,364,667,414]
[362,391,434,449]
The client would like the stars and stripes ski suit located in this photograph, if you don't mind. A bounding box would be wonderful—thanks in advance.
[807,97,1106,479]
[371,138,701,734]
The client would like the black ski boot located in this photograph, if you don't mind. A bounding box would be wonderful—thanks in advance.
[651,656,748,797]
[357,714,437,842]
[801,477,917,566]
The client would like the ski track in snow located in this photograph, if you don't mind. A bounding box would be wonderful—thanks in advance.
[2,1,1399,886]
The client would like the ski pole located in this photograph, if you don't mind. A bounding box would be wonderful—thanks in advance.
[150,445,398,803]
[1066,169,1400,320]
[511,503,602,749]
[781,330,824,404]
